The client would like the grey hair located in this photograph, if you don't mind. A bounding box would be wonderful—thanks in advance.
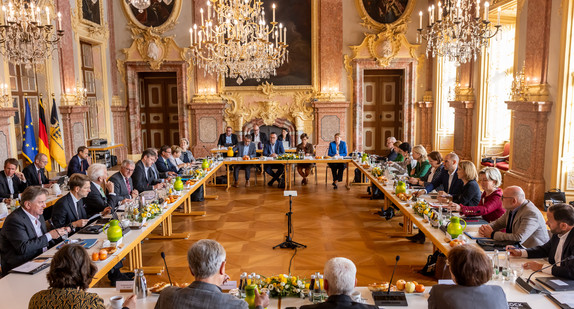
[387,136,397,143]
[478,167,502,187]
[324,257,356,295]
[187,239,226,279]
[446,152,460,163]
[121,159,135,167]
[87,163,107,182]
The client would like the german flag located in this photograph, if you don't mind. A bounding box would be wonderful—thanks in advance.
[38,98,51,171]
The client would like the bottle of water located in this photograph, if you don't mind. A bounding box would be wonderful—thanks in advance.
[492,250,500,280]
[133,269,147,299]
[502,251,511,280]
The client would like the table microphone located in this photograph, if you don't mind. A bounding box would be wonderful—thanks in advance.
[388,255,400,294]
[161,252,173,285]
[526,255,574,284]
[516,255,574,294]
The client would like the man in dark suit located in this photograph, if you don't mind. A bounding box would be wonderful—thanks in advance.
[50,173,93,230]
[250,124,268,150]
[23,153,50,186]
[263,132,285,188]
[155,145,179,174]
[132,148,167,192]
[384,137,398,161]
[67,146,90,176]
[83,163,119,217]
[508,203,574,278]
[217,126,239,148]
[0,158,27,201]
[155,239,269,309]
[300,257,377,309]
[420,152,463,198]
[0,186,70,275]
[109,159,138,202]
[232,135,257,187]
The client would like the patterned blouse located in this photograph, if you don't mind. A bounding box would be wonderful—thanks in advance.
[29,288,106,309]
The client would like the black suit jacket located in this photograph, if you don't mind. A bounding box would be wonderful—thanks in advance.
[83,182,119,217]
[217,133,239,147]
[425,167,463,197]
[51,193,88,229]
[251,132,269,145]
[67,155,89,176]
[0,207,53,275]
[155,156,178,174]
[109,172,134,201]
[454,179,481,206]
[300,295,378,309]
[527,230,574,279]
[234,142,257,158]
[132,160,163,192]
[23,164,49,186]
[0,171,27,198]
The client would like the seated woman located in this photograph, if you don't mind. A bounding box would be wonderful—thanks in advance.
[448,167,505,222]
[392,141,404,162]
[29,244,136,309]
[278,128,291,149]
[170,146,190,170]
[409,145,431,179]
[179,138,195,163]
[296,133,314,185]
[327,133,347,189]
[452,160,481,206]
[428,244,508,309]
[409,151,444,188]
[387,142,414,174]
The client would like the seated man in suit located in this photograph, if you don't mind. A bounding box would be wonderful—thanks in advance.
[0,158,27,202]
[132,148,167,192]
[155,145,179,175]
[263,132,285,188]
[155,239,269,309]
[0,186,70,275]
[300,257,377,309]
[84,163,119,217]
[233,135,257,187]
[508,203,574,279]
[109,159,138,202]
[416,152,463,200]
[479,186,549,248]
[384,137,398,161]
[250,124,268,150]
[51,173,98,230]
[218,126,239,148]
[67,146,90,176]
[23,153,50,186]
[327,133,348,189]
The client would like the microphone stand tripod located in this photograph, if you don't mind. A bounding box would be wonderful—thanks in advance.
[273,193,306,249]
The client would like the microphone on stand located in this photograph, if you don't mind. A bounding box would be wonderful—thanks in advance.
[516,255,574,294]
[161,252,173,285]
[371,255,408,306]
[387,255,400,294]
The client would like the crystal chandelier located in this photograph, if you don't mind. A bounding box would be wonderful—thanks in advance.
[0,0,63,68]
[189,0,288,85]
[126,0,150,13]
[417,0,501,65]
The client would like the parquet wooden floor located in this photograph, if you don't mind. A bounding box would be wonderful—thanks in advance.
[102,166,438,287]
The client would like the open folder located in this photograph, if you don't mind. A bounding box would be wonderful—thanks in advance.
[10,258,51,275]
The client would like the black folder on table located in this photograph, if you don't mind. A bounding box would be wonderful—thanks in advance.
[536,276,574,291]
[462,216,489,225]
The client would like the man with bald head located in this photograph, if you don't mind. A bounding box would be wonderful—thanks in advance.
[416,152,463,200]
[479,186,549,248]
[250,124,268,149]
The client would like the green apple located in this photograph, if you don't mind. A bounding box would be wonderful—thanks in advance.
[405,281,416,293]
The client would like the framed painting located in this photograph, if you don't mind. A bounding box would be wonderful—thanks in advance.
[224,0,313,87]
[121,0,182,33]
[80,0,102,25]
[356,0,415,30]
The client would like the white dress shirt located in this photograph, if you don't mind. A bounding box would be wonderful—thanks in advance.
[447,168,457,192]
[521,229,571,274]
[22,208,52,251]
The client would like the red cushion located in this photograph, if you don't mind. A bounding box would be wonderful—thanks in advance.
[496,162,509,171]
[481,161,495,167]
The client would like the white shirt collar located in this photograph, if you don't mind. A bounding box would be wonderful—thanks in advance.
[70,192,81,204]
[558,229,571,240]
[22,208,39,220]
[448,167,457,176]
[92,181,102,192]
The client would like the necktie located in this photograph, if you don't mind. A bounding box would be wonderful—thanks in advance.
[75,201,80,218]
[125,177,131,193]
[80,159,84,172]
[37,169,42,184]
[147,168,153,180]
[99,186,105,198]
[507,211,515,233]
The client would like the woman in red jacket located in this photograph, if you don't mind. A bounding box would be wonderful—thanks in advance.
[448,167,505,222]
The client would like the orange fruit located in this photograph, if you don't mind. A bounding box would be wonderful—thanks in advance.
[415,284,425,293]
[99,250,108,260]
[92,252,100,261]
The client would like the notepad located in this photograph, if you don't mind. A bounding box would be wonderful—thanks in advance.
[464,231,489,240]
[56,239,98,250]
[11,259,51,274]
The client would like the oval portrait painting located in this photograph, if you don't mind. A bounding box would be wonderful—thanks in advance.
[128,0,178,28]
[361,0,410,24]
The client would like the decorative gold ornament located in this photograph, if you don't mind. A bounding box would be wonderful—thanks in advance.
[120,0,182,34]
[354,0,416,33]
[454,84,475,101]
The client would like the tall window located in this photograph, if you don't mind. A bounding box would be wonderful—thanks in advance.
[434,57,457,154]
[484,25,515,142]
[81,41,98,138]
[9,63,39,157]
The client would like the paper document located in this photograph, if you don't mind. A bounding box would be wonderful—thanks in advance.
[88,213,101,221]
[11,259,50,274]
[550,279,569,286]
[551,293,574,307]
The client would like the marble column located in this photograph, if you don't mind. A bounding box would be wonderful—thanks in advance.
[59,105,89,162]
[188,101,226,157]
[504,101,552,207]
[57,0,77,92]
[111,105,128,161]
[415,101,433,152]
[319,0,343,93]
[312,101,349,156]
[449,101,474,161]
[0,108,17,163]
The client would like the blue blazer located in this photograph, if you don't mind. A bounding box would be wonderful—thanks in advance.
[67,155,89,176]
[455,179,481,206]
[263,142,285,156]
[327,141,347,157]
[425,167,464,196]
[155,156,178,174]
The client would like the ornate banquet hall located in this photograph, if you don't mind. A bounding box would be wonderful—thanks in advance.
[0,0,573,308]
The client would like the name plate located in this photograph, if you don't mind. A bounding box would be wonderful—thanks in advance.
[116,280,134,291]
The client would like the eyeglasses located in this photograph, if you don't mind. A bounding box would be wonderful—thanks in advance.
[500,196,513,200]
[123,168,135,172]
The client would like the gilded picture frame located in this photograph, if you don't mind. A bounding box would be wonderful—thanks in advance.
[121,0,182,34]
[78,0,103,26]
[355,0,416,31]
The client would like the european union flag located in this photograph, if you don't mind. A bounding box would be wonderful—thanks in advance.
[22,98,37,163]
